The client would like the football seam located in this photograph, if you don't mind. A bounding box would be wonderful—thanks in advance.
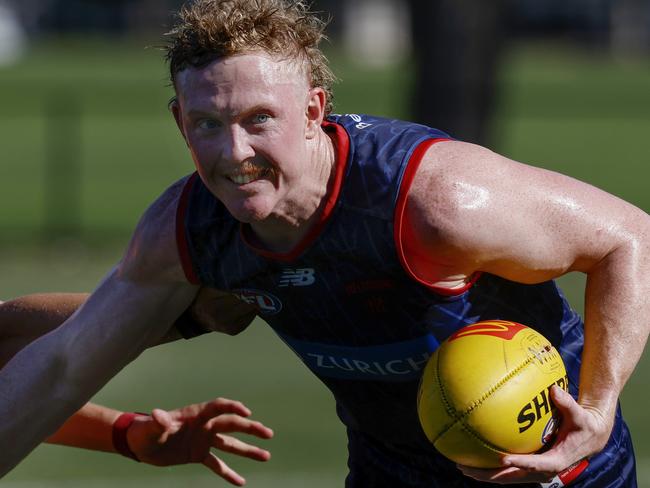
[433,352,537,453]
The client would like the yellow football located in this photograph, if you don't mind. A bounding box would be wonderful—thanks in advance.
[417,320,568,468]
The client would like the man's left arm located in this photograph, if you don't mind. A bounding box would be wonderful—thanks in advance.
[407,140,650,483]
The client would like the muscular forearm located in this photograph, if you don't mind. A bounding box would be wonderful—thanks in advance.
[0,294,181,459]
[0,272,195,476]
[0,293,186,371]
[0,295,157,458]
[580,243,650,418]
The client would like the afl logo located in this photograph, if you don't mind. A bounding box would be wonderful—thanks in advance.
[233,289,282,316]
[541,415,559,445]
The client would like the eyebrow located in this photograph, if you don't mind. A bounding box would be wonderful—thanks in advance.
[184,108,218,119]
[185,104,275,121]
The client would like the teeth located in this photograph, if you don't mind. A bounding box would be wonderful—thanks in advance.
[230,174,257,184]
[227,167,269,185]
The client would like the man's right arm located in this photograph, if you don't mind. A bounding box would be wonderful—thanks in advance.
[0,286,257,366]
[0,178,198,477]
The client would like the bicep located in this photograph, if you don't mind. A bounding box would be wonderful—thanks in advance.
[407,141,648,284]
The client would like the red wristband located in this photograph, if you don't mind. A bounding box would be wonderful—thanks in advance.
[112,412,143,462]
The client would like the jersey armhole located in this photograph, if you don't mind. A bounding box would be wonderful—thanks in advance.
[175,172,201,285]
[393,138,481,296]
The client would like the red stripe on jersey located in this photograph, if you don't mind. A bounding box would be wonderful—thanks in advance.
[394,138,481,296]
[559,459,589,484]
[241,120,350,262]
[176,172,201,284]
[540,459,589,487]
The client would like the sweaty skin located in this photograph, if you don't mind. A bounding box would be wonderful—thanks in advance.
[0,291,262,486]
[172,53,336,252]
[0,177,199,475]
[0,53,648,485]
[405,140,650,482]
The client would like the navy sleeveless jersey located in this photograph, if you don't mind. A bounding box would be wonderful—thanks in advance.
[177,114,636,486]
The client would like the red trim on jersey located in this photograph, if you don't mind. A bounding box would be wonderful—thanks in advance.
[394,138,482,296]
[176,172,201,284]
[558,459,589,485]
[541,459,589,487]
[241,120,350,262]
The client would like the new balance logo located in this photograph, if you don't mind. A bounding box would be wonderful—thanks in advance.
[279,268,316,287]
[338,114,372,130]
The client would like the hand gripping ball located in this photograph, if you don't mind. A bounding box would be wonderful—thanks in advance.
[417,320,568,468]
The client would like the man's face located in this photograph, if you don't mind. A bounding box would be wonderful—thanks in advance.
[173,53,320,224]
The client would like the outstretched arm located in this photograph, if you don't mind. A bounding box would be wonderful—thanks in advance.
[0,293,266,484]
[0,286,257,367]
[406,140,650,483]
[47,399,272,486]
[0,179,199,475]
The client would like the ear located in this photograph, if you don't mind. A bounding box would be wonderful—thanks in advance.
[305,87,327,139]
[169,97,189,146]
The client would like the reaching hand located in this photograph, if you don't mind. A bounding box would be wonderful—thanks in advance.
[126,398,273,486]
[457,386,612,484]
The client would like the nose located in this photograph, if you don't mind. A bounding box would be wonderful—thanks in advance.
[222,124,255,163]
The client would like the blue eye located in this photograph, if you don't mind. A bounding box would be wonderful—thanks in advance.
[252,114,270,124]
[198,119,220,130]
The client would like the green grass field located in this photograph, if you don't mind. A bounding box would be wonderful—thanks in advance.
[1,38,649,485]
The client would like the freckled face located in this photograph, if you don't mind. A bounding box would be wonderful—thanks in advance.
[173,53,313,223]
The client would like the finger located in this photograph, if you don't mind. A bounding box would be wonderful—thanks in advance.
[458,465,551,484]
[207,414,274,438]
[202,452,246,486]
[214,433,272,462]
[502,387,580,471]
[196,398,253,421]
[151,408,175,430]
[458,465,522,482]
[503,450,567,474]
[150,408,183,442]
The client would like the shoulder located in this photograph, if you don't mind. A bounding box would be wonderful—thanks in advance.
[407,139,617,226]
[407,140,556,224]
[403,139,650,281]
[118,175,195,283]
[403,140,552,271]
[411,140,506,195]
[406,141,494,232]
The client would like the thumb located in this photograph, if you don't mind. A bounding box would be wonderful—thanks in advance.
[151,408,181,442]
[550,385,578,419]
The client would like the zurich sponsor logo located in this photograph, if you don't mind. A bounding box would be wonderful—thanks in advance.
[275,332,439,382]
[233,288,282,316]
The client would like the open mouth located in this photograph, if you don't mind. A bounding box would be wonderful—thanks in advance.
[227,166,272,185]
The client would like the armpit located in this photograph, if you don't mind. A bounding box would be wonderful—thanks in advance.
[185,287,257,336]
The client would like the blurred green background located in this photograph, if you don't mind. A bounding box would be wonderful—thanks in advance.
[1,33,650,487]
